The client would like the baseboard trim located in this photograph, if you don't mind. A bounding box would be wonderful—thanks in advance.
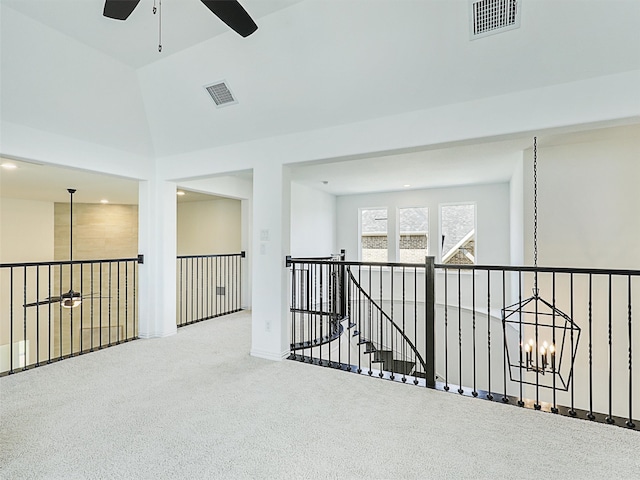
[138,328,177,339]
[250,348,290,362]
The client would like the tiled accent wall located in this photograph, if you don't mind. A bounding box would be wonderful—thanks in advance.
[54,203,138,261]
[53,203,138,356]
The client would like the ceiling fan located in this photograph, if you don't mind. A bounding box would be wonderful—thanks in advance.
[103,0,258,38]
[24,189,87,309]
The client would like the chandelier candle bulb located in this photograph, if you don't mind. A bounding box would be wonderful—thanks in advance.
[540,345,548,370]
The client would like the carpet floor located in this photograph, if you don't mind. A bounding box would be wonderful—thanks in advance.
[1,310,639,479]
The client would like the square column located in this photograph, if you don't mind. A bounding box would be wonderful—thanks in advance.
[138,178,177,338]
[250,163,291,360]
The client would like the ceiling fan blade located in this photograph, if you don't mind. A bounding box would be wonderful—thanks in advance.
[103,0,141,20]
[201,0,258,37]
[24,297,62,308]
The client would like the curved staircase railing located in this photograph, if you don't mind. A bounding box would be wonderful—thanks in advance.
[346,266,427,381]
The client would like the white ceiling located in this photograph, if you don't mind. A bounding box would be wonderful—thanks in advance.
[2,0,304,69]
[1,1,639,203]
[0,156,218,204]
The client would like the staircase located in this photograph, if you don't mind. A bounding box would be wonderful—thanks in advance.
[288,257,428,381]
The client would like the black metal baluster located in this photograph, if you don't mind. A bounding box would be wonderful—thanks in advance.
[338,263,343,369]
[588,274,595,420]
[291,264,296,355]
[36,266,40,366]
[551,272,558,413]
[517,271,523,406]
[402,266,406,383]
[59,266,63,358]
[534,270,540,410]
[487,270,492,400]
[117,261,121,343]
[319,262,324,366]
[191,257,195,323]
[444,268,449,391]
[10,267,14,373]
[99,262,103,348]
[48,264,52,363]
[133,259,137,337]
[414,266,419,385]
[70,264,74,356]
[216,257,220,317]
[240,253,243,310]
[390,266,395,380]
[108,262,112,345]
[125,262,129,341]
[368,265,372,376]
[79,263,84,353]
[379,265,383,378]
[627,275,635,429]
[179,258,183,326]
[357,266,363,374]
[202,257,205,320]
[90,263,94,351]
[569,273,576,416]
[502,270,508,403]
[472,268,477,397]
[458,268,463,394]
[606,274,614,423]
[23,266,27,370]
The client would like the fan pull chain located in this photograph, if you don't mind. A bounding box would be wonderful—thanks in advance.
[153,0,162,52]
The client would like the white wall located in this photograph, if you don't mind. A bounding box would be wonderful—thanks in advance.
[290,182,337,258]
[177,198,242,255]
[336,183,510,265]
[523,125,640,270]
[0,197,54,263]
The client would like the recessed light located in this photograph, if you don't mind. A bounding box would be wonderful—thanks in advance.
[100,199,109,204]
[177,191,186,196]
[403,184,411,188]
[1,163,17,170]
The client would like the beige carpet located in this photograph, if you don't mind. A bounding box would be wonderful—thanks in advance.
[1,310,639,479]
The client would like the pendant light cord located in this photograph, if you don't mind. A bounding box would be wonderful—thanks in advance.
[533,136,538,295]
[533,136,538,268]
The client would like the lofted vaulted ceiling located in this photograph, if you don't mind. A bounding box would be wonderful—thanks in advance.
[1,0,639,198]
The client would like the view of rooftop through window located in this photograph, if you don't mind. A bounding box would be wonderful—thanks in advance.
[361,208,388,262]
[441,204,476,264]
[399,207,428,263]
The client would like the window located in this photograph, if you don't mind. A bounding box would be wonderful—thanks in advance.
[440,203,476,264]
[398,207,428,263]
[360,208,388,262]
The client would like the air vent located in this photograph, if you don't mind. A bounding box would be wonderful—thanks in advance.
[204,81,238,107]
[470,0,520,39]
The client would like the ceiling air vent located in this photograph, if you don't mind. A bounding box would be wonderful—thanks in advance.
[204,81,238,108]
[469,0,520,40]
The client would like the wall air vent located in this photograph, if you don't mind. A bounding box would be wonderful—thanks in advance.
[204,81,238,108]
[469,0,520,40]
